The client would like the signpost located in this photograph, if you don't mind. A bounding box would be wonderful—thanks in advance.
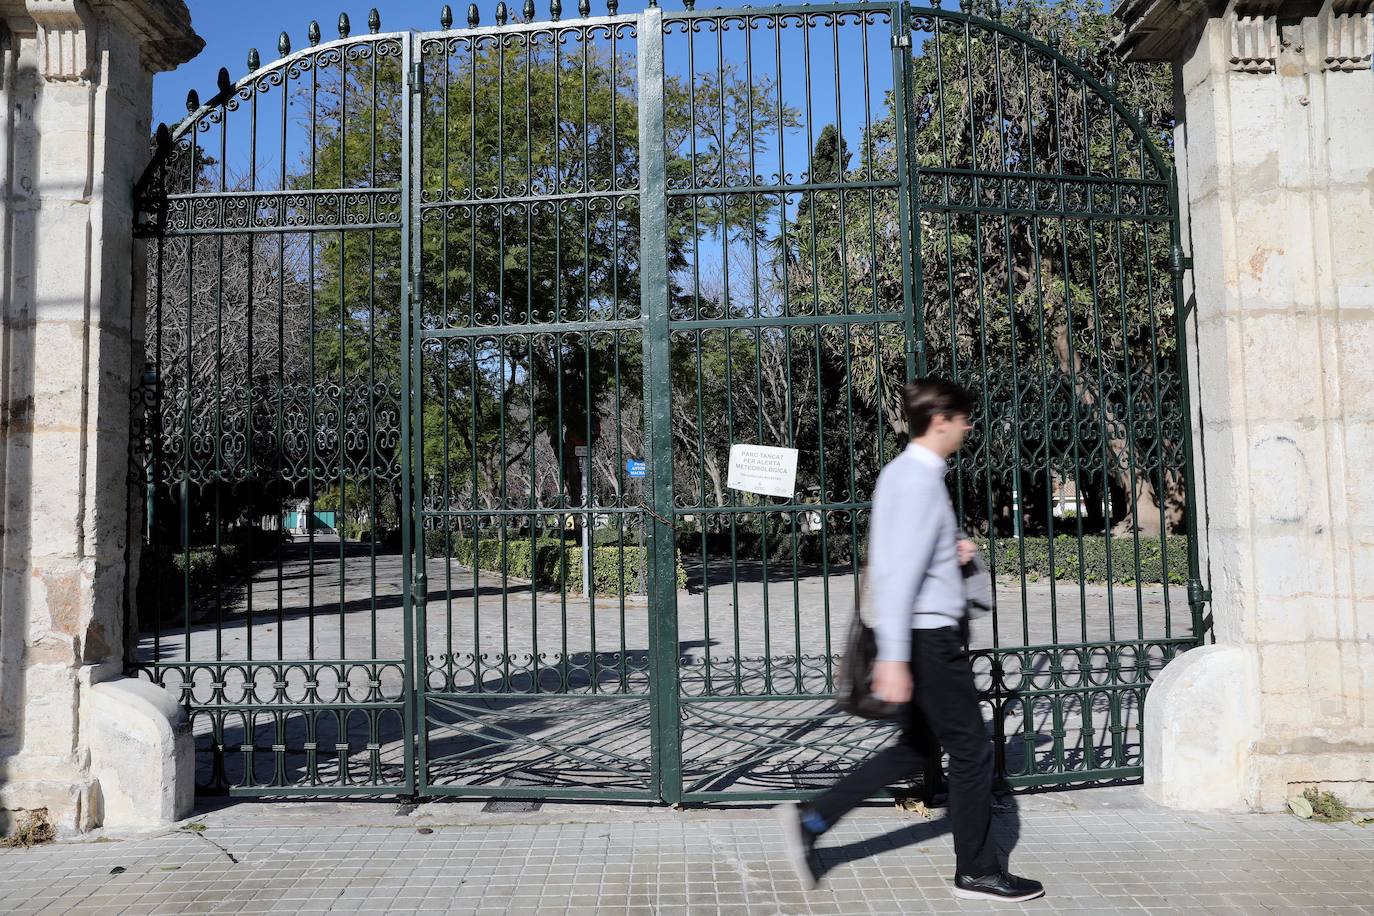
[576,446,591,597]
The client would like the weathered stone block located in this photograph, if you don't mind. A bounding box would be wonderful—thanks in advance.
[1144,644,1259,810]
[81,677,194,829]
[1257,642,1308,697]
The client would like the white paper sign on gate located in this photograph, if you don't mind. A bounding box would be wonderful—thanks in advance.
[727,444,799,498]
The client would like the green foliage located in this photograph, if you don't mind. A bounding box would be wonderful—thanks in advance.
[779,0,1183,536]
[316,480,394,542]
[680,529,1185,585]
[977,535,1188,585]
[1303,787,1353,823]
[307,39,796,511]
[138,543,249,624]
[427,532,685,595]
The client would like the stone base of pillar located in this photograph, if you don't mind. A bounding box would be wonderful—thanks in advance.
[80,677,195,830]
[1,676,193,836]
[1147,645,1374,812]
[1250,745,1374,812]
[0,766,101,835]
[1144,644,1260,811]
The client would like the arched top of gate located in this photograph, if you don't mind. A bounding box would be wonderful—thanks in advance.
[899,1,1174,184]
[656,0,1173,194]
[135,0,1174,225]
[132,3,645,225]
[134,22,408,227]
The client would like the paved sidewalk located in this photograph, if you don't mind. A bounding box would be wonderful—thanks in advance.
[2,788,1371,915]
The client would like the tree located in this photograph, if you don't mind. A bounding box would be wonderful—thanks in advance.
[778,0,1182,536]
[302,35,797,524]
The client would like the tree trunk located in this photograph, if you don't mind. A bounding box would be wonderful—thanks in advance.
[704,452,726,507]
[1051,319,1163,537]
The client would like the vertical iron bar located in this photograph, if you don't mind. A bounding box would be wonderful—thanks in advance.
[404,33,422,794]
[637,4,681,804]
[891,3,918,384]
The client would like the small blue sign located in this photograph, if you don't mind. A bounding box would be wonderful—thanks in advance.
[626,459,647,479]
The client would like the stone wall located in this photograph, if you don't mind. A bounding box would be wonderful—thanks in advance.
[0,0,200,834]
[1117,0,1374,810]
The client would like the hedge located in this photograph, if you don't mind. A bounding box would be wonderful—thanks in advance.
[137,543,248,624]
[975,535,1189,586]
[429,533,686,596]
[676,530,1188,586]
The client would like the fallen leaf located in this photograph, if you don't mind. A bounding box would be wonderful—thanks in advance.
[1287,796,1314,819]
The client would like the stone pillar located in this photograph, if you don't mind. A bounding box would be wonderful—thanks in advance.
[1116,0,1374,810]
[0,0,201,833]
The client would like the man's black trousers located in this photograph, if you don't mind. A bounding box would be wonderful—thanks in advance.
[809,624,999,876]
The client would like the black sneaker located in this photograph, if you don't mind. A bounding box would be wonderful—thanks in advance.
[775,803,821,890]
[953,870,1045,902]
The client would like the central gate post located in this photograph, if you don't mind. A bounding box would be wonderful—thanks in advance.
[636,2,683,805]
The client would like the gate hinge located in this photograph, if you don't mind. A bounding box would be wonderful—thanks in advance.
[1170,244,1192,278]
[1186,579,1211,606]
[412,572,428,604]
[893,33,912,49]
[410,62,423,93]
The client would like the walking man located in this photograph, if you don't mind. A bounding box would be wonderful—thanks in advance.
[778,378,1044,902]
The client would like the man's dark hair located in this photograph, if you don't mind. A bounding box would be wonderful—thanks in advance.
[904,377,975,437]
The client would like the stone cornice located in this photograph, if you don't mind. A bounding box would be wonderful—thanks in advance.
[0,0,200,81]
[26,0,92,82]
[89,0,201,74]
[1115,0,1373,70]
[1325,1,1372,70]
[1112,0,1215,63]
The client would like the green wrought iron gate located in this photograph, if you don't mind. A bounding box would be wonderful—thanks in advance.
[132,0,1207,800]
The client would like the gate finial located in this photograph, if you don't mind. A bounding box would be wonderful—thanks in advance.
[496,2,508,24]
[339,12,351,39]
[607,0,617,13]
[551,0,561,21]
[279,31,292,56]
[684,0,695,9]
[186,89,199,113]
[441,4,454,29]
[217,67,233,99]
[369,9,381,33]
[468,3,479,26]
[248,48,260,71]
[578,0,589,16]
[308,20,321,46]
[523,0,535,20]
